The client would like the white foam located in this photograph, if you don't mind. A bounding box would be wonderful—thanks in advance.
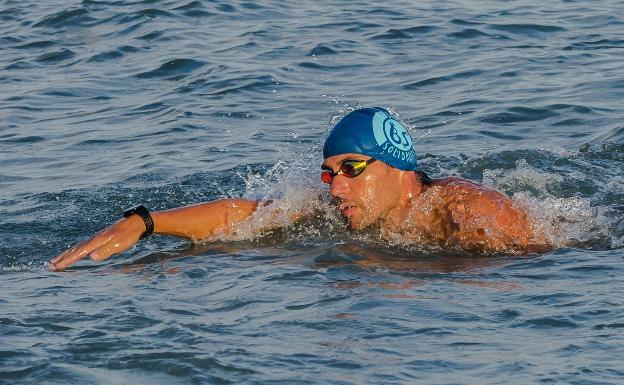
[482,159,564,196]
[1,260,47,272]
[483,158,622,249]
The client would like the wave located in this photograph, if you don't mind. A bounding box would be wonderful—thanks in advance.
[34,49,76,63]
[370,26,437,40]
[33,8,95,28]
[306,44,339,56]
[479,106,559,125]
[176,73,281,96]
[134,58,205,79]
[447,28,493,39]
[564,38,624,51]
[579,126,624,162]
[403,70,484,90]
[13,40,57,50]
[488,23,566,35]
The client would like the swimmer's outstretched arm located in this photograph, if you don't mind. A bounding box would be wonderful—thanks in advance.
[49,198,260,271]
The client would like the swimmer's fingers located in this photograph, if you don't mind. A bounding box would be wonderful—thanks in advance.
[49,232,111,271]
[50,216,144,270]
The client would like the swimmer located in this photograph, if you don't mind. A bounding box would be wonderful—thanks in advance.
[50,107,547,270]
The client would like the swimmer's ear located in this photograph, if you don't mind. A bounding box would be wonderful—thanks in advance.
[400,171,422,199]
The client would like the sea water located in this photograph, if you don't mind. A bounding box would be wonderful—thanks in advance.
[1,0,623,384]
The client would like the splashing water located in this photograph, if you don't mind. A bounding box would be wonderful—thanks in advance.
[484,158,623,249]
[221,108,624,254]
[184,95,624,255]
[223,103,450,251]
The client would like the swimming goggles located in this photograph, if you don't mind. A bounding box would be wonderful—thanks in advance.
[321,158,377,184]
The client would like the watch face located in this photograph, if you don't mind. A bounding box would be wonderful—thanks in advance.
[123,206,138,217]
[124,205,144,217]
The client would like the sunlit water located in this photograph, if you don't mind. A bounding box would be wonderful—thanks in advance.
[1,0,624,384]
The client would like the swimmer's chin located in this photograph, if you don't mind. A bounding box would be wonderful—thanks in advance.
[341,214,361,230]
[346,220,364,230]
[344,215,374,231]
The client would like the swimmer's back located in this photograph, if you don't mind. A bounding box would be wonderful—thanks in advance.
[427,177,542,252]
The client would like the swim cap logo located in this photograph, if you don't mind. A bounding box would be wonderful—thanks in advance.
[371,111,416,163]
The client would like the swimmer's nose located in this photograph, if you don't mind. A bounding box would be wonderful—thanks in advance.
[329,175,349,199]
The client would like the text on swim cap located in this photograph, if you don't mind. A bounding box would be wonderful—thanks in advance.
[371,111,416,163]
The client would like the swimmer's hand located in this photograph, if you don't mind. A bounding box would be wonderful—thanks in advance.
[49,215,146,271]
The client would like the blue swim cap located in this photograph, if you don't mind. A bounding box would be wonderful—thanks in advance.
[323,107,418,171]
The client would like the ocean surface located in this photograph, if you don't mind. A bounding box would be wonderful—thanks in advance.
[2,0,624,383]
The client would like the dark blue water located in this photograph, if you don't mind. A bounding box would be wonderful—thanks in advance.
[2,0,624,384]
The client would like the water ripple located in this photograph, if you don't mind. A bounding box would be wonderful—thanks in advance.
[516,317,579,329]
[370,26,437,40]
[13,40,57,50]
[448,28,492,39]
[564,38,624,51]
[134,58,205,79]
[34,48,76,63]
[403,69,484,89]
[488,23,566,35]
[33,8,95,28]
[480,106,559,124]
[306,43,339,56]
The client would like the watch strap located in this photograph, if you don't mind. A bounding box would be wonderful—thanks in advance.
[123,205,154,239]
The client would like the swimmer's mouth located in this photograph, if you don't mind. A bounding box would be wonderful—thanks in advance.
[339,204,356,218]
[330,198,356,218]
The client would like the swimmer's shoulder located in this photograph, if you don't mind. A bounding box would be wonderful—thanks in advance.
[428,177,484,194]
[427,177,512,204]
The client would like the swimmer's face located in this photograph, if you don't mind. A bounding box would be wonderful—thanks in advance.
[322,153,403,229]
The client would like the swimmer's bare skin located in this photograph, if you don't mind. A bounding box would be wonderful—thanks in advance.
[385,177,542,252]
[49,199,260,271]
[51,154,548,270]
[323,153,547,253]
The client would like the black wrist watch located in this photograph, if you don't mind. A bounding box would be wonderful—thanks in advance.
[123,205,154,239]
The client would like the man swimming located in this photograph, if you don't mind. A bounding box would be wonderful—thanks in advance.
[50,107,545,270]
